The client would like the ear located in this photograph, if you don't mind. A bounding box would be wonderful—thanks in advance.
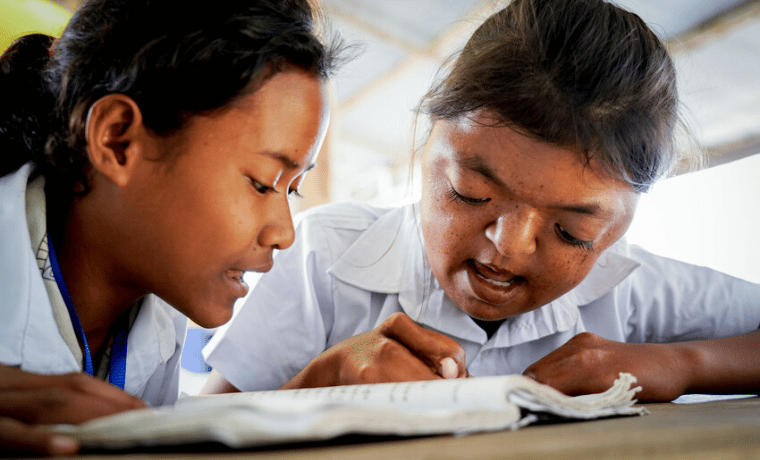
[86,94,149,187]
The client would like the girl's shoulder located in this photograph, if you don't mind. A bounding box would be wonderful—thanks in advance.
[288,201,416,268]
[295,200,409,235]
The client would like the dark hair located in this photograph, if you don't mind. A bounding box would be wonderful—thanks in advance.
[420,0,680,192]
[0,0,341,195]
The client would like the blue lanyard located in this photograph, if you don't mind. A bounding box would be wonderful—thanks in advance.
[47,233,128,389]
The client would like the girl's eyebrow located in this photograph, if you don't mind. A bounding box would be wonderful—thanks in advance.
[456,155,504,187]
[262,151,316,172]
[456,154,612,219]
[548,202,608,218]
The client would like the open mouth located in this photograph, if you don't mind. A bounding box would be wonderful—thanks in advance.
[229,271,245,283]
[225,269,250,296]
[469,260,524,289]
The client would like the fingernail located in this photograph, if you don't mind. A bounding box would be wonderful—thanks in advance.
[50,435,79,454]
[439,357,458,379]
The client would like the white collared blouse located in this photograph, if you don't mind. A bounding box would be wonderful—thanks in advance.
[0,164,187,407]
[204,201,760,391]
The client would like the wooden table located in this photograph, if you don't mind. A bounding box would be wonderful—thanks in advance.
[45,396,760,459]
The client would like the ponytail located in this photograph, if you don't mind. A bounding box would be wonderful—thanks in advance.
[0,34,57,177]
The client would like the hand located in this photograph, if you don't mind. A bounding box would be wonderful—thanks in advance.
[282,312,468,389]
[0,364,147,455]
[522,332,694,402]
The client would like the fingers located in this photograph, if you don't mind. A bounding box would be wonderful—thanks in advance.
[522,333,625,396]
[0,366,145,455]
[4,367,141,403]
[0,366,146,425]
[285,313,470,388]
[0,417,79,456]
[347,336,444,384]
[1,386,145,425]
[439,357,458,379]
[379,313,467,378]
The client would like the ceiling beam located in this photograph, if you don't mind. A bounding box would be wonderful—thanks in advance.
[667,0,760,54]
[665,1,760,171]
[705,134,760,168]
[321,4,432,57]
[336,0,498,112]
[674,134,760,175]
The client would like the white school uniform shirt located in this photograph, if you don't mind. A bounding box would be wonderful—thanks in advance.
[204,201,760,392]
[0,163,187,407]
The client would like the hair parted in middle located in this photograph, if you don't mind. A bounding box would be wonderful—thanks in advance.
[420,0,681,192]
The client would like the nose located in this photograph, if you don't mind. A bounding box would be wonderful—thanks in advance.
[257,194,296,251]
[485,207,538,256]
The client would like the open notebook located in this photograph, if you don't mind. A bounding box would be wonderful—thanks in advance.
[48,373,647,450]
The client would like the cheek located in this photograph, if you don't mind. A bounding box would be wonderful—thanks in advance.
[537,249,595,294]
[226,195,256,231]
[171,186,252,262]
[422,187,478,255]
[538,223,626,294]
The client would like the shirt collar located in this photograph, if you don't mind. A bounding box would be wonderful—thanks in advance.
[328,203,435,324]
[328,203,424,294]
[555,237,641,307]
[123,295,181,396]
[328,202,640,346]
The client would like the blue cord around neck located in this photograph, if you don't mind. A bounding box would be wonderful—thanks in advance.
[47,233,128,389]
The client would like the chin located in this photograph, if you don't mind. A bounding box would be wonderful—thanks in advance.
[462,298,525,322]
[192,314,233,329]
[182,300,235,329]
[467,310,510,322]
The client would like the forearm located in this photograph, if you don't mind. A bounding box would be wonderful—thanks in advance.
[678,329,760,395]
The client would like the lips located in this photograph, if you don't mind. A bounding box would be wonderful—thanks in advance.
[225,269,250,297]
[466,259,524,304]
[472,260,518,284]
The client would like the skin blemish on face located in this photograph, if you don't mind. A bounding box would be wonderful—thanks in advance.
[419,112,637,322]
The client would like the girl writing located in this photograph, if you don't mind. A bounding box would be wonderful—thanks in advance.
[0,0,339,454]
[203,0,760,401]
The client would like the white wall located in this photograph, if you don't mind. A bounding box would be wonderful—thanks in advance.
[626,153,760,284]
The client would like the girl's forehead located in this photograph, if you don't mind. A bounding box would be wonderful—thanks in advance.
[431,116,638,216]
[436,116,609,179]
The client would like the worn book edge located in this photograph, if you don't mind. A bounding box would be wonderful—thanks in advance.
[48,372,646,449]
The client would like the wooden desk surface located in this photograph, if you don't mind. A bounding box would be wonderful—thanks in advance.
[58,396,760,460]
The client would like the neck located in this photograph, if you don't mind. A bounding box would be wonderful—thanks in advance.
[53,195,145,354]
[473,318,504,339]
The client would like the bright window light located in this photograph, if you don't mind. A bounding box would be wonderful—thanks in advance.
[625,153,760,283]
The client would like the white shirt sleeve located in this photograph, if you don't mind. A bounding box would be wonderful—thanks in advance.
[138,309,187,407]
[622,244,760,343]
[203,212,339,391]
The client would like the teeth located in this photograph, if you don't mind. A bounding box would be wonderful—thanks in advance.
[480,276,513,288]
[472,261,516,288]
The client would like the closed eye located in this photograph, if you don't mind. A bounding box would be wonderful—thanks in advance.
[555,224,594,251]
[447,187,490,205]
[250,177,274,195]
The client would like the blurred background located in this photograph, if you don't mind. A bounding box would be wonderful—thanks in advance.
[3,0,759,392]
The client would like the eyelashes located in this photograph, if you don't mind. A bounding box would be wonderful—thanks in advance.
[447,185,595,252]
[555,224,594,251]
[447,187,490,205]
[250,178,273,194]
[250,177,303,199]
